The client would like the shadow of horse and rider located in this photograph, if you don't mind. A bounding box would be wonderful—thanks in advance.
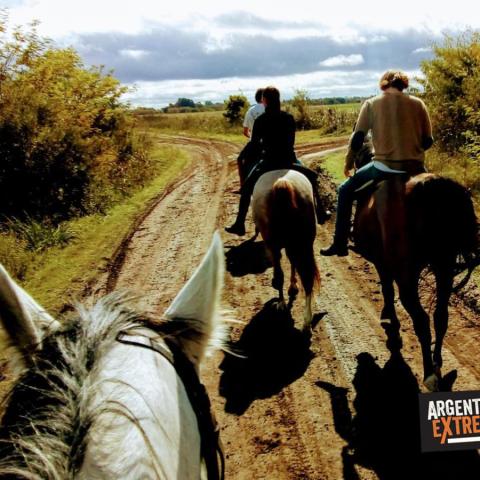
[318,322,480,480]
[221,238,324,415]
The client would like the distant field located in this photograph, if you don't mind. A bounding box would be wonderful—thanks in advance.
[310,103,361,112]
[135,103,358,144]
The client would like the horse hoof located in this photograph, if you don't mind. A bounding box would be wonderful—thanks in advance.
[424,374,440,392]
[288,286,299,299]
[273,299,287,311]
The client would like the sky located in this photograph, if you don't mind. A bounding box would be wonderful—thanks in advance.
[3,0,479,106]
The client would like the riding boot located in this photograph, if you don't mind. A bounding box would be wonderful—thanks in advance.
[225,190,250,236]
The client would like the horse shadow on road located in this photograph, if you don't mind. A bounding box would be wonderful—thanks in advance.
[225,238,272,277]
[219,298,314,415]
[317,322,480,480]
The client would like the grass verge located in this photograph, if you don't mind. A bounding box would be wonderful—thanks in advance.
[11,145,190,314]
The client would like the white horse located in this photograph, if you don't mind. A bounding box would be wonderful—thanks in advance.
[252,169,319,333]
[0,233,226,479]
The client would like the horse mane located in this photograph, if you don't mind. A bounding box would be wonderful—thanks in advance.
[406,174,479,266]
[0,292,186,479]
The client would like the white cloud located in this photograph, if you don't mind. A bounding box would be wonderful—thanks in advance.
[412,46,432,54]
[319,54,364,67]
[120,49,149,59]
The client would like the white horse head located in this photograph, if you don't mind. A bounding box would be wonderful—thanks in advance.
[0,233,226,479]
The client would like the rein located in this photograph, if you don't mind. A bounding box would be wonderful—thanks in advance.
[116,330,225,480]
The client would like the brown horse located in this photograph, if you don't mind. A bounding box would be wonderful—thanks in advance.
[252,169,319,333]
[353,151,479,390]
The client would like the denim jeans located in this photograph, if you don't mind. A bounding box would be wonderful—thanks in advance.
[334,162,389,246]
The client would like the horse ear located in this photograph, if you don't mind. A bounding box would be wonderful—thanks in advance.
[164,232,225,364]
[0,264,59,358]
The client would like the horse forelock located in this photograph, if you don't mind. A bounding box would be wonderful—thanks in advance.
[0,292,171,479]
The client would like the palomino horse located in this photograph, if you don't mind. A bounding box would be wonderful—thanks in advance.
[0,234,226,479]
[352,150,479,390]
[252,169,319,333]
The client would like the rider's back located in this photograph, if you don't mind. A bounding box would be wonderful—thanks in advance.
[251,110,296,168]
[357,90,431,167]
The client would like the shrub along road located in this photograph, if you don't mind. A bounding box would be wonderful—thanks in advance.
[101,135,480,479]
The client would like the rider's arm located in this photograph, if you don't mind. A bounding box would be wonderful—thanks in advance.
[243,109,252,138]
[351,131,365,152]
[344,146,356,176]
[249,115,263,159]
[351,101,370,151]
[420,100,433,151]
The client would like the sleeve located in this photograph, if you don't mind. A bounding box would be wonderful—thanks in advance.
[249,115,263,157]
[420,100,433,139]
[354,101,371,134]
[243,108,252,129]
[344,133,357,170]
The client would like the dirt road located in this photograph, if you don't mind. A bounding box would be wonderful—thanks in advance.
[106,135,480,480]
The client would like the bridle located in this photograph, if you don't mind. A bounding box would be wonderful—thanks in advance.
[116,330,225,480]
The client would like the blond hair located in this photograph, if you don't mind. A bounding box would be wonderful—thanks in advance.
[379,70,409,91]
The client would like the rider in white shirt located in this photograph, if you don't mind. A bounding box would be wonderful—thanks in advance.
[237,88,265,187]
[243,89,265,138]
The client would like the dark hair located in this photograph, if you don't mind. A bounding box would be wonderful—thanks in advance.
[262,86,281,111]
[255,88,264,103]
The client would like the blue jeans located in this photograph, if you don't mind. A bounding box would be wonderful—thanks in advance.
[334,162,389,246]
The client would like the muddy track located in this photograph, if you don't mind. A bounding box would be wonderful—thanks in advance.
[106,135,480,479]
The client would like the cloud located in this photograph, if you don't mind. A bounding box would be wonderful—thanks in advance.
[214,11,320,30]
[319,54,364,67]
[120,49,150,59]
[74,25,438,84]
[412,46,432,54]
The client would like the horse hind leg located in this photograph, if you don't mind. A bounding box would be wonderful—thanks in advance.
[398,278,436,390]
[288,245,318,334]
[288,266,299,301]
[377,266,399,327]
[376,266,402,351]
[271,248,285,303]
[432,267,454,375]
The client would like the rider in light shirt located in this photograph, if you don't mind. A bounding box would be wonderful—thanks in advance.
[320,70,433,257]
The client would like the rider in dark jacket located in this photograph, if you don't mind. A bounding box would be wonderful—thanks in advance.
[225,86,327,236]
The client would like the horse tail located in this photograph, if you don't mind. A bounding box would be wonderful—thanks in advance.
[271,178,320,294]
[407,175,479,272]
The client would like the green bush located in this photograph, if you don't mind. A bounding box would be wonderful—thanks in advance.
[223,95,249,125]
[0,14,151,222]
[420,31,480,156]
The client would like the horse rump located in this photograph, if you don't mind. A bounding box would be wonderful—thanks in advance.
[407,174,479,268]
[269,178,319,294]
